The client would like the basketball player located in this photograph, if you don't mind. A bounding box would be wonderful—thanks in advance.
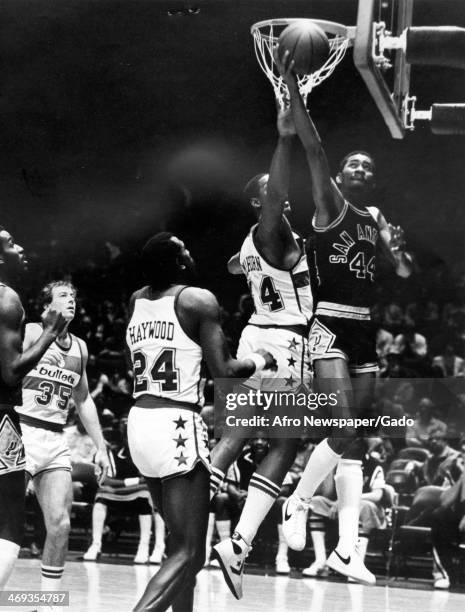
[0,228,67,589]
[276,49,413,584]
[126,232,276,612]
[210,104,313,599]
[16,281,110,611]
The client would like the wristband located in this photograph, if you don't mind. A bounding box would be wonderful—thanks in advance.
[245,352,267,373]
[124,477,140,487]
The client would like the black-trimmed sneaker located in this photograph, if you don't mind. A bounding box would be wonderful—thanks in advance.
[327,549,376,585]
[211,532,251,600]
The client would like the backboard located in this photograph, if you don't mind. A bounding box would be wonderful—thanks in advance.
[354,0,413,139]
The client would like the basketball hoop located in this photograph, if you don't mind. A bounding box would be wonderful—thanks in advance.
[251,18,356,107]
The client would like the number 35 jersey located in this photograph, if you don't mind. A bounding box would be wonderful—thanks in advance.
[240,225,313,327]
[126,288,204,407]
[17,331,83,427]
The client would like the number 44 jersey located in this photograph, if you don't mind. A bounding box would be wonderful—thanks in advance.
[240,225,313,327]
[126,288,204,407]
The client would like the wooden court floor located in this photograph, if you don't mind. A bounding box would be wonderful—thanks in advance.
[5,558,465,612]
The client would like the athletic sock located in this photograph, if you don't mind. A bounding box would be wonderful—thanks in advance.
[357,535,369,561]
[294,439,341,503]
[216,519,231,541]
[234,473,281,545]
[0,539,20,589]
[334,459,363,559]
[210,467,225,500]
[41,565,64,591]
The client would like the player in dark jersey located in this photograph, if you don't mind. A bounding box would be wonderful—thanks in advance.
[0,226,67,589]
[275,50,413,584]
[127,233,276,612]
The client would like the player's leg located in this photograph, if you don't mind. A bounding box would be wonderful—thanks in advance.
[0,470,26,588]
[83,502,107,561]
[133,464,210,612]
[283,357,356,550]
[34,469,73,597]
[213,437,299,598]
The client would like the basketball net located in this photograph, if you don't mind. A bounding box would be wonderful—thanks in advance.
[251,19,351,108]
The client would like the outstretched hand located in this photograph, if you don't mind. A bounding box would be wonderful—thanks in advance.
[273,45,297,88]
[388,224,407,253]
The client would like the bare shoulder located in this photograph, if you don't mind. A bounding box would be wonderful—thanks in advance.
[74,334,89,360]
[0,285,23,322]
[178,287,219,318]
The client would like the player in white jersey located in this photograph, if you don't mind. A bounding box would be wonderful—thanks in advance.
[210,105,313,600]
[126,232,276,612]
[16,281,110,612]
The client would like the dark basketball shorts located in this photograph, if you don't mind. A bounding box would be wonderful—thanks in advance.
[309,315,379,374]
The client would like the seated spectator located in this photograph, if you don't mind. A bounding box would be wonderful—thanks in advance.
[433,344,465,377]
[392,326,428,359]
[302,439,392,578]
[383,302,404,335]
[376,328,394,362]
[405,398,447,449]
[415,427,461,487]
[82,414,165,564]
[430,435,465,589]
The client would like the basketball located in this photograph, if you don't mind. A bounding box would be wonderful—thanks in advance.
[278,20,330,75]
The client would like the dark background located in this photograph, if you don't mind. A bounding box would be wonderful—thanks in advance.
[1,0,465,305]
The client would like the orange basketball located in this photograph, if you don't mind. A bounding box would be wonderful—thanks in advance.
[278,20,330,75]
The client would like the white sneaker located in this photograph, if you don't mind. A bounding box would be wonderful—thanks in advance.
[83,544,101,561]
[282,495,310,551]
[326,550,376,585]
[302,560,329,577]
[149,548,164,564]
[133,549,149,564]
[434,576,450,589]
[211,532,251,600]
[275,557,290,574]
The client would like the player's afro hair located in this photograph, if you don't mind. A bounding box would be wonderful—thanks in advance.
[141,232,183,290]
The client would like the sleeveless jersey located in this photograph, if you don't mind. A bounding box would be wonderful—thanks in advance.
[0,283,23,408]
[126,288,204,406]
[17,332,83,425]
[240,225,313,327]
[309,201,379,314]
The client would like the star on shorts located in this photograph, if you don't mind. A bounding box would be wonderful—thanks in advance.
[173,416,187,429]
[288,338,299,350]
[287,356,296,367]
[175,452,188,466]
[173,433,188,447]
[285,375,295,387]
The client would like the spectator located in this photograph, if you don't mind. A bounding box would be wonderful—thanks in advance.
[430,435,465,589]
[420,427,460,486]
[405,398,447,448]
[433,344,465,377]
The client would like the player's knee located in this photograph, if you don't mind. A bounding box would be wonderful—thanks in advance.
[47,512,71,538]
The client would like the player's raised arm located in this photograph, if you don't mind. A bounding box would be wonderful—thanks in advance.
[0,287,66,385]
[367,207,413,278]
[179,287,276,379]
[273,47,344,226]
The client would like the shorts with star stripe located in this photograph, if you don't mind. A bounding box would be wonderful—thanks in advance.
[127,406,210,480]
[237,324,311,390]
